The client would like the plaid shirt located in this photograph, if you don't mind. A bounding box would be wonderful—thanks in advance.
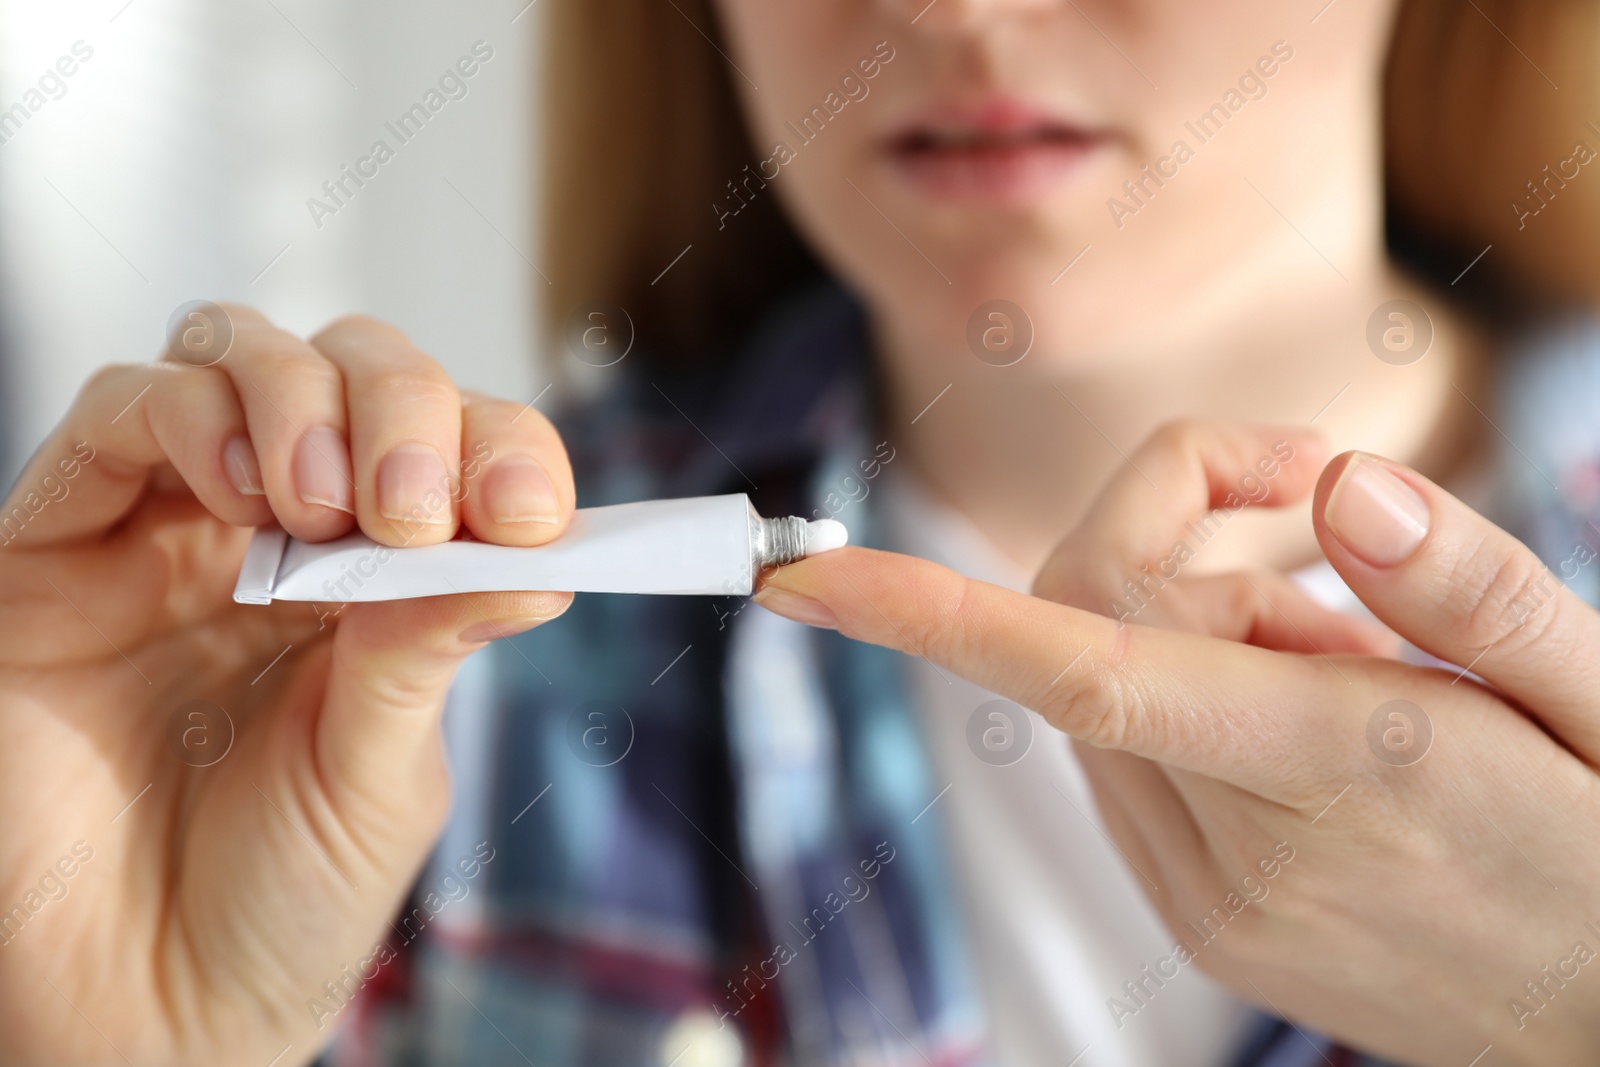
[321,285,1600,1067]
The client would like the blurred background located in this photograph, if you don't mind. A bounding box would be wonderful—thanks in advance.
[0,0,543,482]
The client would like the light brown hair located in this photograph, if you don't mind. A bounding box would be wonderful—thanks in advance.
[541,0,819,368]
[1386,0,1600,309]
[543,0,1600,362]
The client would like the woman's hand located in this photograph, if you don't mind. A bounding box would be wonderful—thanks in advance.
[0,308,575,1067]
[755,422,1600,1067]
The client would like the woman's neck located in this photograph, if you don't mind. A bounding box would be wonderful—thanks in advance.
[873,257,1482,579]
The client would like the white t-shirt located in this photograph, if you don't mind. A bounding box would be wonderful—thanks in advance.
[877,470,1260,1067]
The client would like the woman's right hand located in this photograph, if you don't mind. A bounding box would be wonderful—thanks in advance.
[0,308,575,1067]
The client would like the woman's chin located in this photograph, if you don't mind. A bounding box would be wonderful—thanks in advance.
[868,289,1147,382]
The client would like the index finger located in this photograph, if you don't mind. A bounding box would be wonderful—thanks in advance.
[2,362,272,549]
[1037,422,1326,601]
[756,546,1357,803]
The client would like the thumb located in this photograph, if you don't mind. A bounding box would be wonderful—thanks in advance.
[315,590,571,839]
[1314,451,1600,759]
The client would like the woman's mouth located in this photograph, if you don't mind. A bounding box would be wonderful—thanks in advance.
[883,98,1112,201]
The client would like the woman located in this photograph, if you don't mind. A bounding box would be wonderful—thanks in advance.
[2,0,1598,1064]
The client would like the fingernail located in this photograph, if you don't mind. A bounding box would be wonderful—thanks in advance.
[222,436,264,496]
[1325,455,1431,566]
[753,585,838,630]
[460,617,545,645]
[378,443,452,524]
[483,456,561,525]
[293,426,355,514]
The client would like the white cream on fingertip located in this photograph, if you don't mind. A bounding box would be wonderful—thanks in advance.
[804,519,849,555]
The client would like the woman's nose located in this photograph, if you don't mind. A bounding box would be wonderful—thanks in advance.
[876,0,1059,33]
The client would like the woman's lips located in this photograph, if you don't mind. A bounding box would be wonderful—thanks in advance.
[882,99,1111,201]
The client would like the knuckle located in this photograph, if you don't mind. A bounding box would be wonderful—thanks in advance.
[468,392,549,430]
[1449,537,1560,652]
[158,363,233,418]
[234,324,329,368]
[1230,572,1271,620]
[1137,418,1228,500]
[1030,551,1102,609]
[214,301,266,324]
[1038,666,1133,750]
[905,561,974,662]
[231,313,302,351]
[368,370,459,410]
[316,313,407,347]
[249,342,345,393]
[1036,528,1161,615]
[82,361,143,398]
[350,658,450,710]
[314,316,442,377]
[202,302,265,342]
[1146,417,1208,458]
[1035,639,1139,750]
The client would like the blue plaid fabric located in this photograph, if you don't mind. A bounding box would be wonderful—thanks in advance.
[321,284,1600,1067]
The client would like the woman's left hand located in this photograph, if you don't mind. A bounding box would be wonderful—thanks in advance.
[754,422,1600,1067]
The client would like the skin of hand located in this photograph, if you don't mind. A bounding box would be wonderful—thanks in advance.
[0,308,575,1067]
[755,421,1600,1067]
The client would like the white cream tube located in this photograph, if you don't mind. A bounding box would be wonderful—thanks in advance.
[232,493,848,604]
